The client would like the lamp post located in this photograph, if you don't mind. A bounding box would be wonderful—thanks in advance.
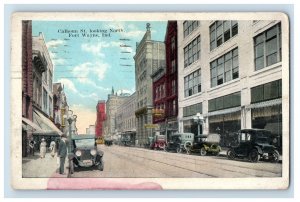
[63,110,77,154]
[193,113,204,136]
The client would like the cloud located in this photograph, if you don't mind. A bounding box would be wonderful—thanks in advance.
[46,39,65,49]
[72,61,109,82]
[49,51,65,66]
[81,42,110,57]
[116,89,134,95]
[56,78,78,93]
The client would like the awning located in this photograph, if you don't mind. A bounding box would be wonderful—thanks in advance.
[207,106,241,117]
[33,110,63,136]
[22,117,43,132]
[246,98,282,109]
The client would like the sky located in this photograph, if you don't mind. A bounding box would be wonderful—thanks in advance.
[32,21,167,133]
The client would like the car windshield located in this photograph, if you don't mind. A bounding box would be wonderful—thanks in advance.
[74,138,95,147]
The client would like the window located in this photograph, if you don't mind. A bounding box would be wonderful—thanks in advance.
[43,70,48,85]
[210,21,239,51]
[49,70,52,91]
[184,35,201,67]
[208,92,241,112]
[171,59,176,73]
[171,79,176,95]
[49,96,53,117]
[183,103,202,117]
[254,23,282,70]
[43,88,48,112]
[210,47,239,88]
[171,36,176,52]
[172,100,176,116]
[184,69,201,97]
[183,21,199,38]
[251,79,282,103]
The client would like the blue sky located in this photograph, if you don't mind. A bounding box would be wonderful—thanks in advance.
[32,21,167,133]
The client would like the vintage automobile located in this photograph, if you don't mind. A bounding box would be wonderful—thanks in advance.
[226,129,280,163]
[148,134,166,150]
[185,133,221,156]
[165,133,194,153]
[104,139,113,146]
[68,135,104,174]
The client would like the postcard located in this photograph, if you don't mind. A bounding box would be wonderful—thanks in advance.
[11,12,289,190]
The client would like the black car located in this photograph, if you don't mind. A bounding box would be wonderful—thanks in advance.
[227,129,280,163]
[69,135,104,174]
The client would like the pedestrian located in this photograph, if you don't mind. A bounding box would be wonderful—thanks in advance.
[58,134,68,175]
[50,140,56,158]
[29,139,36,156]
[39,138,47,158]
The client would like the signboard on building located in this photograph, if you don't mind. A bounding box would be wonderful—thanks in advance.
[144,124,159,129]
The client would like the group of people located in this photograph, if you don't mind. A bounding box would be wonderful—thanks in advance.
[29,134,68,175]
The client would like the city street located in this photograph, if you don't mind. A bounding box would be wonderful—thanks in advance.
[70,145,282,178]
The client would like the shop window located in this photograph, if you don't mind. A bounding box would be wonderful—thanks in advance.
[254,23,281,71]
[251,79,282,103]
[210,47,239,88]
[210,21,239,51]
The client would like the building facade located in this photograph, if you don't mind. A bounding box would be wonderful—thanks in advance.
[104,88,129,139]
[177,20,282,149]
[95,100,106,138]
[22,20,33,157]
[86,125,96,135]
[164,21,179,136]
[116,92,137,142]
[53,83,69,133]
[134,23,166,146]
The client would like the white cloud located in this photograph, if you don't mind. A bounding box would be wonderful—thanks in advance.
[116,89,134,95]
[81,42,110,57]
[72,61,109,82]
[49,51,65,66]
[46,39,65,49]
[56,78,78,93]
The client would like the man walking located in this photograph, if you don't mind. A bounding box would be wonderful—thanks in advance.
[58,134,67,175]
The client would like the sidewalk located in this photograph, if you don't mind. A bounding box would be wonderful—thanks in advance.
[22,152,68,178]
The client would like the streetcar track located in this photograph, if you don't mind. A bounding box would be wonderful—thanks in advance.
[111,146,281,177]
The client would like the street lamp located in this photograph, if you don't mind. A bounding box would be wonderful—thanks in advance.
[63,110,77,154]
[193,113,204,136]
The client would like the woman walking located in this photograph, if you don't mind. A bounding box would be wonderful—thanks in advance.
[39,138,47,158]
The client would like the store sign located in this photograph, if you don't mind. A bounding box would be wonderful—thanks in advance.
[152,109,165,117]
[144,124,159,129]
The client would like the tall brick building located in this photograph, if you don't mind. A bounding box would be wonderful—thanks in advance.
[95,100,106,138]
[22,20,33,157]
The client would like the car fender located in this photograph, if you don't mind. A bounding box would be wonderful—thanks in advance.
[254,146,263,155]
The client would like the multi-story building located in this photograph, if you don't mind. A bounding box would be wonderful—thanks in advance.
[104,87,129,139]
[116,92,137,143]
[95,100,106,138]
[164,21,179,136]
[134,23,166,146]
[53,83,69,134]
[21,20,34,157]
[178,20,282,149]
[86,125,96,135]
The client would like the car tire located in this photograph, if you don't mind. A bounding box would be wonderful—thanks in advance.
[249,149,260,163]
[269,150,280,163]
[176,146,182,153]
[200,147,207,156]
[227,149,235,160]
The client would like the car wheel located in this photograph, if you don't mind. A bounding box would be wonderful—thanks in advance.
[249,149,260,163]
[176,146,182,153]
[227,149,235,160]
[269,150,280,163]
[200,147,207,156]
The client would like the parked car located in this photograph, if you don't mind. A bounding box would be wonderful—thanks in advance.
[226,129,280,163]
[186,133,221,156]
[68,135,104,175]
[165,133,194,153]
[148,134,166,150]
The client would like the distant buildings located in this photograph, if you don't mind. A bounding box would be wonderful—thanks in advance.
[86,125,96,135]
[95,100,106,138]
[103,87,129,139]
[134,23,166,146]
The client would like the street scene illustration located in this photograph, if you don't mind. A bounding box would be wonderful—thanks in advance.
[21,20,283,178]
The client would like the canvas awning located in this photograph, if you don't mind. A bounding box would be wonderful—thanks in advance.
[22,117,43,132]
[33,109,63,136]
[207,106,241,117]
[246,98,282,109]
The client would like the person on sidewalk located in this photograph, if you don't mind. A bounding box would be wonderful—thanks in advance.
[50,140,57,158]
[58,134,67,175]
[39,138,47,158]
[29,139,36,156]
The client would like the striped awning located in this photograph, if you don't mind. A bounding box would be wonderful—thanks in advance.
[246,98,282,109]
[207,106,241,117]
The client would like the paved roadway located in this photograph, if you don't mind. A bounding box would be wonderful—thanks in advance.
[70,145,282,178]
